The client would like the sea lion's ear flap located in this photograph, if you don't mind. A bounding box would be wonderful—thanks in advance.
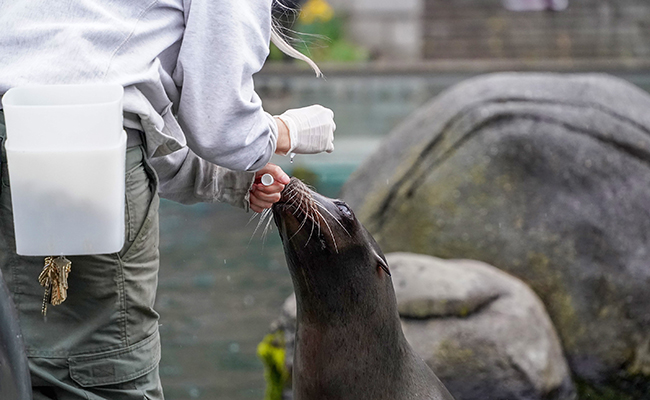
[373,250,391,276]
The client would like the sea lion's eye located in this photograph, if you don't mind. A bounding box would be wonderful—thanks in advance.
[335,202,353,217]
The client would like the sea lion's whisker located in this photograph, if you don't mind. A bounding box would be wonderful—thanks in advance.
[305,209,317,247]
[282,181,333,246]
[313,207,339,253]
[286,185,301,199]
[291,190,307,217]
[287,195,301,213]
[289,223,307,243]
[305,202,318,238]
[249,208,273,242]
[284,186,301,206]
[294,197,309,218]
[314,201,351,237]
[290,198,301,216]
[289,206,311,242]
[305,202,323,240]
[248,211,260,224]
[317,211,322,238]
[262,211,275,239]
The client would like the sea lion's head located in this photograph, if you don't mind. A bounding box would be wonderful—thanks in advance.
[272,178,394,323]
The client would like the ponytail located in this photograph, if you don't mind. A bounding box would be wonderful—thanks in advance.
[270,12,322,77]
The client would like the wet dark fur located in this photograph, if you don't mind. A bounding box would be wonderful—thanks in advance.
[272,178,455,400]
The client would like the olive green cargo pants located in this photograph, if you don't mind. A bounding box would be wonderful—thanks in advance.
[0,111,164,400]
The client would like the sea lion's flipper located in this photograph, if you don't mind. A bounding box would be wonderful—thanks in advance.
[373,249,391,276]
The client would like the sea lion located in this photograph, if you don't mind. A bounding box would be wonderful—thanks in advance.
[272,178,455,400]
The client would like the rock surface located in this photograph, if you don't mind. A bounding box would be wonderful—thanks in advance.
[390,253,575,400]
[271,253,575,400]
[340,73,650,396]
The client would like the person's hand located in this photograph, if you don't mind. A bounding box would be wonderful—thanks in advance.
[250,163,290,213]
[275,105,335,155]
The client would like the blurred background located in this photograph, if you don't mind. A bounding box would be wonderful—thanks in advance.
[155,1,650,399]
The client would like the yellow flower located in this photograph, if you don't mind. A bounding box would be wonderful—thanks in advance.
[299,0,334,24]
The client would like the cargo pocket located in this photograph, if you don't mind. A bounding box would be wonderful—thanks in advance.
[69,330,161,388]
[124,160,153,243]
[120,147,159,260]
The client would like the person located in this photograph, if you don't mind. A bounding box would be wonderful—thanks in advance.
[0,0,335,399]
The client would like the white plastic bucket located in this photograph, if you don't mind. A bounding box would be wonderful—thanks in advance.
[2,84,126,256]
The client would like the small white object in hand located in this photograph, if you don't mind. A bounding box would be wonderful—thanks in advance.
[261,173,274,186]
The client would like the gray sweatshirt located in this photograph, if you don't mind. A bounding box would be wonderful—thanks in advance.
[0,0,279,208]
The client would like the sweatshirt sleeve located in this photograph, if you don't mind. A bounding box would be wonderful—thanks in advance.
[173,0,277,172]
[148,144,255,208]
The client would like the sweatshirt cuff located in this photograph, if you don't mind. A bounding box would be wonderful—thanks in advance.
[212,167,256,211]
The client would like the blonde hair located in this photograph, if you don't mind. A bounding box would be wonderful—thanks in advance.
[270,17,322,77]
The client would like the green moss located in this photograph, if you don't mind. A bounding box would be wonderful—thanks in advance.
[257,331,290,400]
[435,340,477,366]
[525,252,582,351]
[575,378,635,400]
[468,163,487,186]
[629,337,650,375]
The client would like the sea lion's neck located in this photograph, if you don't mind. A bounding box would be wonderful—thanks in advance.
[289,258,398,326]
[294,279,402,330]
[293,310,412,399]
[291,262,417,398]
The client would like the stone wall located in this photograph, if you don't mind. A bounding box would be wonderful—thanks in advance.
[423,0,650,59]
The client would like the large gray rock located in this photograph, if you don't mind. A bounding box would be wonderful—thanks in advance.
[270,253,574,400]
[390,253,574,400]
[340,73,650,396]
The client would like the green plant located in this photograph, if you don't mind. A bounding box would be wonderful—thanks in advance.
[270,0,368,63]
[257,331,290,400]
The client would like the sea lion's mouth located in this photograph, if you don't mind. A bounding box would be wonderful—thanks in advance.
[273,178,314,217]
[276,177,309,206]
[273,178,347,253]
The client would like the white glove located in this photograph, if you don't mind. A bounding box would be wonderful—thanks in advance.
[276,105,336,155]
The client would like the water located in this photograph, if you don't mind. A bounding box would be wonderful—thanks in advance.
[158,201,288,399]
[156,71,650,399]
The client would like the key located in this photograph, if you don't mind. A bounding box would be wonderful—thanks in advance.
[38,256,72,316]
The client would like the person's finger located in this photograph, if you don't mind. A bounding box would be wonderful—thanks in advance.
[250,198,274,212]
[255,163,290,185]
[252,190,281,204]
[272,167,291,185]
[252,182,285,195]
[250,163,289,213]
[250,198,270,213]
[249,189,281,211]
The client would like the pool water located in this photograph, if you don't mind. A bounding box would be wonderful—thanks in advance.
[158,201,290,399]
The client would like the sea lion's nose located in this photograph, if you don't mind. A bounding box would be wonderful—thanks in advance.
[278,177,306,204]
